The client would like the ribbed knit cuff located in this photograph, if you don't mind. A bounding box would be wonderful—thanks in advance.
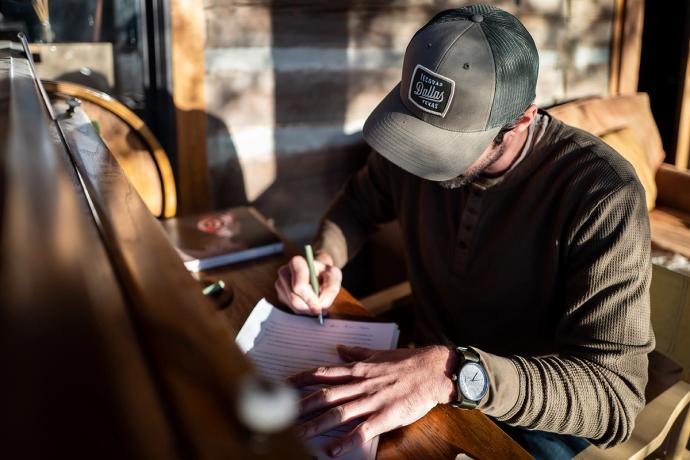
[474,348,521,418]
[313,219,349,269]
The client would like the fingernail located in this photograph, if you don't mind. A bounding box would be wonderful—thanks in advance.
[329,445,342,457]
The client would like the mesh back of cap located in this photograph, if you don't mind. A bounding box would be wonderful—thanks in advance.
[419,5,539,128]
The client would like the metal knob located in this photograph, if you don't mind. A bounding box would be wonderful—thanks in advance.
[237,374,298,434]
[65,97,81,116]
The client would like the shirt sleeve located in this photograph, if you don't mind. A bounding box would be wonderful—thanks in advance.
[477,179,655,448]
[314,152,397,268]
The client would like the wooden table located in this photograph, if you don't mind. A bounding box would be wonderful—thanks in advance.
[203,252,532,460]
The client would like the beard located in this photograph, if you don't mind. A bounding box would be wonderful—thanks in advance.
[437,143,507,190]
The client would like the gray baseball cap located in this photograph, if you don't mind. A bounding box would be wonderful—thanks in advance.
[363,5,539,181]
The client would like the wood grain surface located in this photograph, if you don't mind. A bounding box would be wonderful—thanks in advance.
[650,208,690,261]
[1,50,178,460]
[43,79,178,218]
[610,0,645,96]
[52,102,308,458]
[171,0,210,214]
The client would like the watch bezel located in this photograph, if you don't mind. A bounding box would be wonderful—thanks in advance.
[450,346,489,409]
[457,361,489,402]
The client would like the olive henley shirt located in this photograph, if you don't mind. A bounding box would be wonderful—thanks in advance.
[315,112,654,447]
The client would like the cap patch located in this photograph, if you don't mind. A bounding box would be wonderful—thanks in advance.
[408,64,455,117]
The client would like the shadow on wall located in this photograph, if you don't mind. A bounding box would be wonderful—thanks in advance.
[262,0,405,297]
[205,1,383,243]
[201,1,448,295]
[206,110,248,209]
[249,1,396,244]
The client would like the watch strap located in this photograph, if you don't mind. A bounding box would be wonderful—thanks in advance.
[451,397,479,409]
[457,346,480,363]
[450,346,484,409]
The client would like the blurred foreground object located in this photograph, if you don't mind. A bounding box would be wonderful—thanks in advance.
[0,34,307,459]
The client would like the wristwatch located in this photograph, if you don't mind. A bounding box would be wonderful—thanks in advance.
[450,346,489,409]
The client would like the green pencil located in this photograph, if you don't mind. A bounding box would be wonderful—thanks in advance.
[304,244,323,325]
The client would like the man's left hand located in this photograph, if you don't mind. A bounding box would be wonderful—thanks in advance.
[289,344,458,457]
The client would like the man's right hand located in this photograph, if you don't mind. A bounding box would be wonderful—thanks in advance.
[274,251,342,316]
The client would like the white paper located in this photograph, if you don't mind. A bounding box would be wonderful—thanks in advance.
[236,299,400,460]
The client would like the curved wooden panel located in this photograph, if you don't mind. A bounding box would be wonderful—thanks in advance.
[1,45,180,460]
[42,80,177,218]
[52,95,308,459]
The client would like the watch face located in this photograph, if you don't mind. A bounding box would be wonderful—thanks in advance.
[458,362,488,401]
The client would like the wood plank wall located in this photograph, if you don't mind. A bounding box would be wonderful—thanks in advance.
[676,41,690,170]
[171,0,210,214]
[198,0,616,243]
[673,6,690,170]
[609,0,644,96]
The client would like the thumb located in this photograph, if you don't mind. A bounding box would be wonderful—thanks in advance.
[337,345,376,362]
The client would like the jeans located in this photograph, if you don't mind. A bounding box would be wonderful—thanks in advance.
[501,424,591,460]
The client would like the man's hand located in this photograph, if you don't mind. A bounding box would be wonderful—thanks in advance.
[289,345,458,457]
[274,252,342,316]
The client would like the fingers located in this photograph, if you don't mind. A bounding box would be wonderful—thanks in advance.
[315,250,334,266]
[275,265,311,315]
[337,345,377,363]
[288,362,368,388]
[297,396,379,440]
[328,411,392,457]
[275,256,339,315]
[318,265,342,309]
[300,381,370,415]
[288,256,322,314]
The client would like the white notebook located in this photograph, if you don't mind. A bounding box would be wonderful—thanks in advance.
[236,299,400,460]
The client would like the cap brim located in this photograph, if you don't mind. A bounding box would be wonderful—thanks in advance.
[363,83,501,181]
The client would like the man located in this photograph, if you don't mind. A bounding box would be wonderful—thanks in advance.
[274,5,654,459]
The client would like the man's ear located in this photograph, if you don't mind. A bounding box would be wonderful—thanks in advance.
[511,104,538,134]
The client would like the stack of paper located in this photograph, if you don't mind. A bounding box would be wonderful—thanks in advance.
[236,299,400,460]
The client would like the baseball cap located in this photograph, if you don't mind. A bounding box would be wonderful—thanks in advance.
[362,5,539,181]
